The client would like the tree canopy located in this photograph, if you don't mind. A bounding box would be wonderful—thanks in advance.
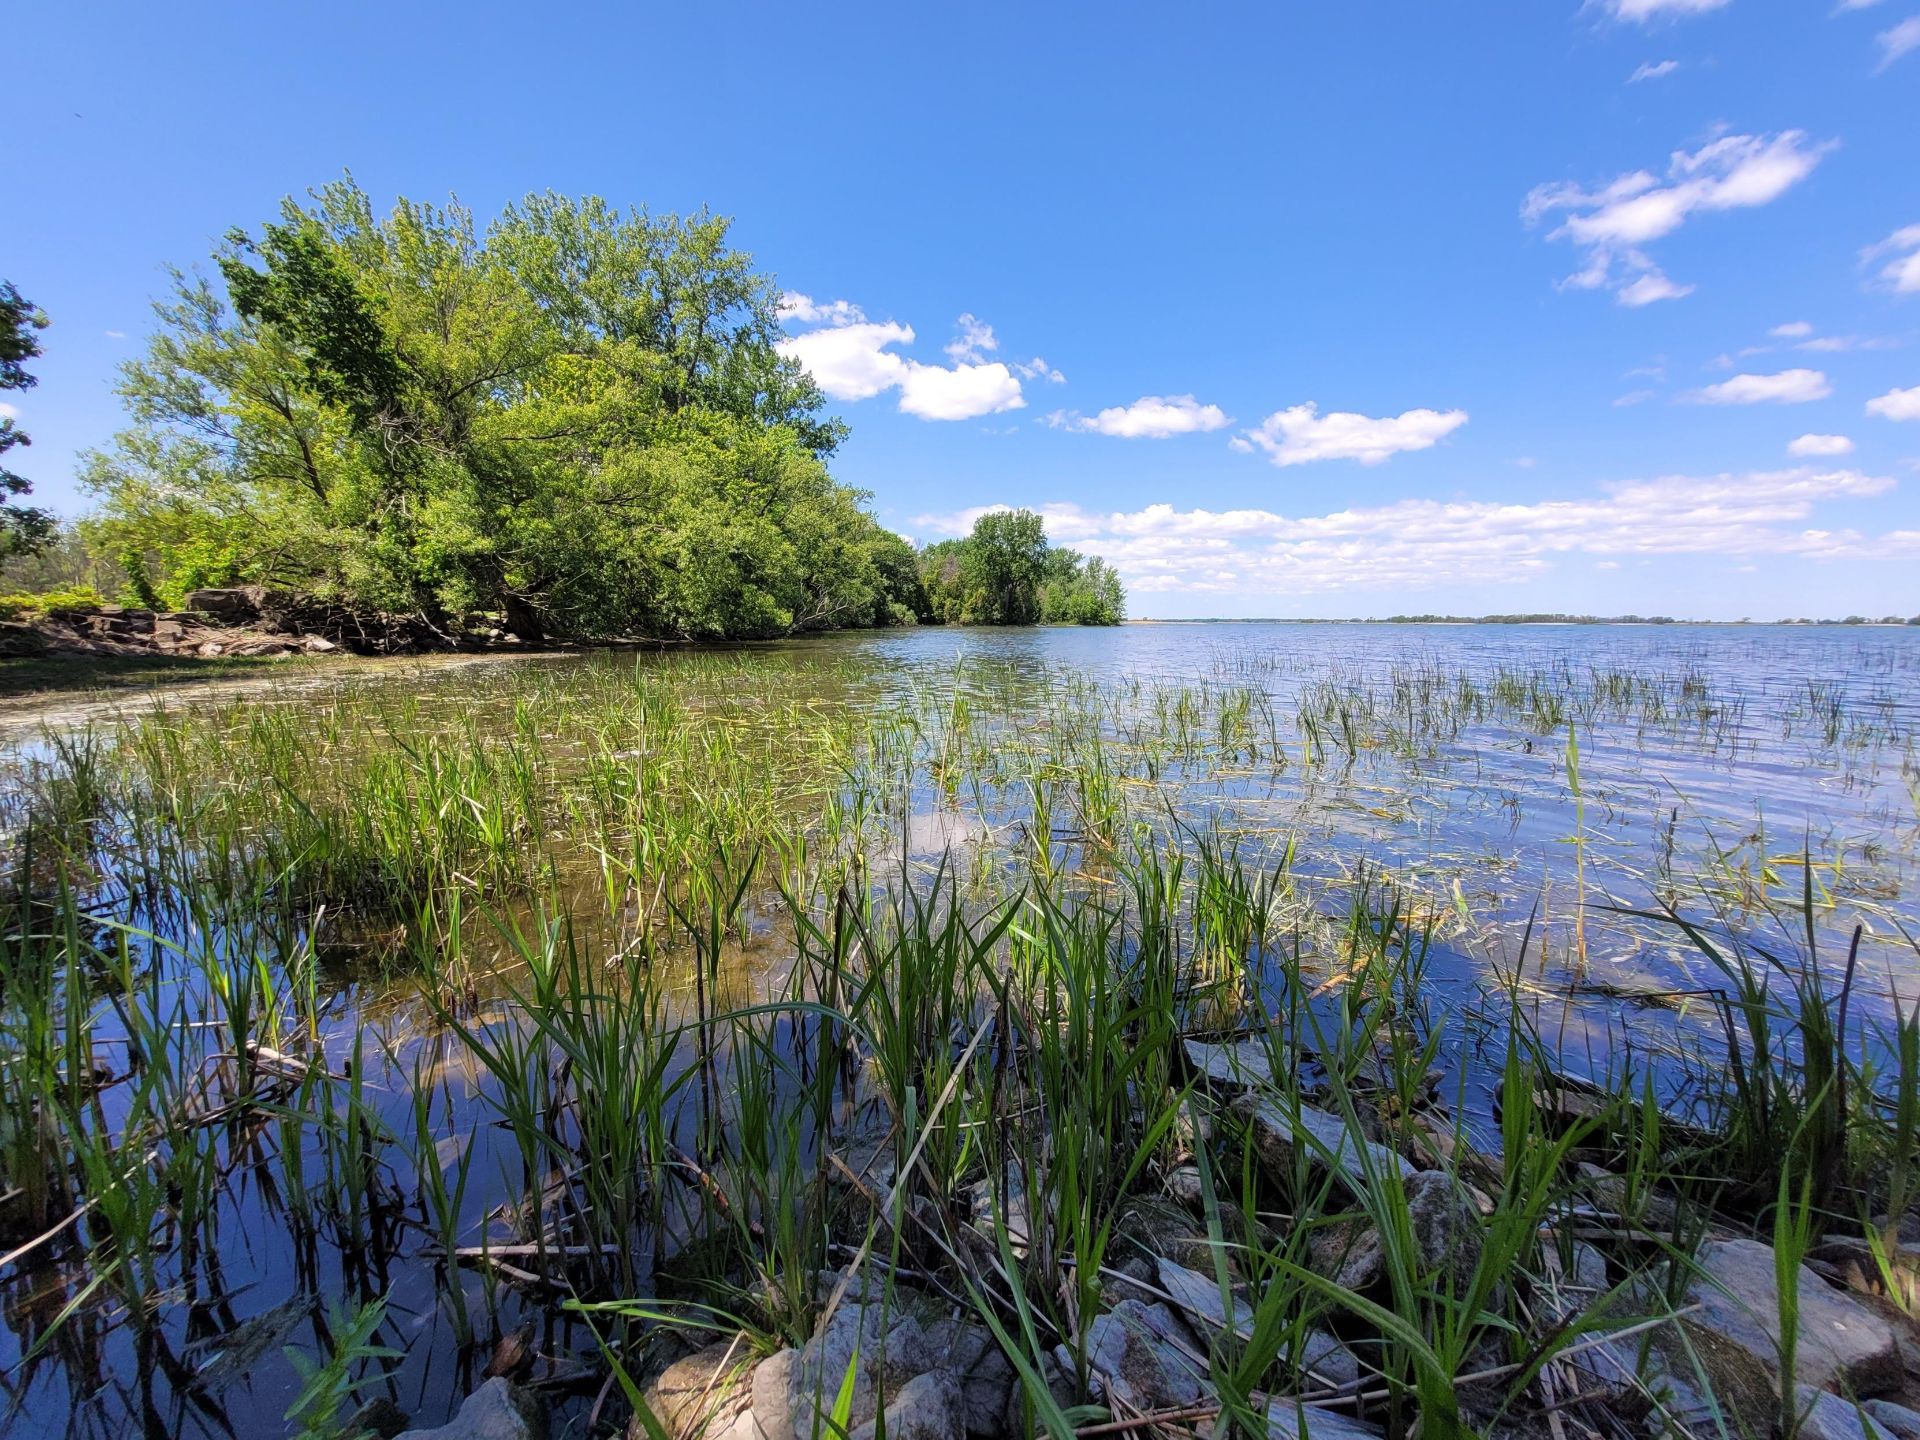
[1,281,54,557]
[918,509,1125,626]
[82,180,911,639]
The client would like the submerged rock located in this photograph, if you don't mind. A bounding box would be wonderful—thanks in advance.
[395,1378,545,1440]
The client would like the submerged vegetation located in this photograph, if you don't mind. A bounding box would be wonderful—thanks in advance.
[0,630,1918,1439]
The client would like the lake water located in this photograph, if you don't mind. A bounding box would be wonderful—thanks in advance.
[3,620,1917,1438]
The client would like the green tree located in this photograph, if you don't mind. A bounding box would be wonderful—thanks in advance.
[1,281,55,556]
[84,179,916,640]
[917,509,1125,626]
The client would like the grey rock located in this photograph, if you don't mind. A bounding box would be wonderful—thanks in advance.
[1234,1092,1415,1191]
[786,1300,936,1438]
[1865,1401,1920,1440]
[922,1319,1015,1437]
[1264,1399,1384,1440]
[847,1371,964,1440]
[1796,1386,1895,1440]
[1166,1163,1206,1209]
[1287,1329,1363,1390]
[1186,1038,1279,1089]
[1681,1239,1902,1399]
[1081,1300,1211,1413]
[1307,1171,1481,1292]
[395,1379,545,1440]
[966,1170,1033,1253]
[1155,1256,1246,1340]
[184,587,263,623]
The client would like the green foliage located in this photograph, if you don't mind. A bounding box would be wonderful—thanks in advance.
[84,179,917,640]
[0,584,108,620]
[0,279,55,557]
[918,508,1125,625]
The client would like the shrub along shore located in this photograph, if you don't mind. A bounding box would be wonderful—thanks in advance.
[2,652,1918,1440]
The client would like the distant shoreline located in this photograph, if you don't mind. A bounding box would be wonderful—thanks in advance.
[1127,615,1920,627]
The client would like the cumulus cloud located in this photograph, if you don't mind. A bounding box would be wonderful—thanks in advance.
[1864,224,1920,293]
[1686,368,1832,404]
[1236,402,1468,467]
[1867,385,1920,421]
[778,303,1032,421]
[1016,358,1065,383]
[916,467,1912,596]
[898,361,1026,421]
[777,293,866,326]
[1629,59,1681,81]
[1524,130,1835,305]
[1789,433,1855,456]
[945,313,998,364]
[1876,16,1920,68]
[1604,0,1730,20]
[1046,394,1230,439]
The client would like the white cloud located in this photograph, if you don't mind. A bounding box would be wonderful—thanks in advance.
[1605,0,1730,20]
[1615,389,1658,407]
[1236,402,1467,467]
[1867,385,1920,421]
[1686,368,1832,404]
[945,313,998,364]
[1798,333,1900,353]
[1629,59,1681,81]
[1014,357,1066,383]
[1789,433,1855,456]
[779,320,913,401]
[1618,270,1696,306]
[1047,394,1231,439]
[777,292,866,326]
[777,304,1034,421]
[1524,131,1835,304]
[1770,320,1814,338]
[1863,224,1920,294]
[104,329,127,339]
[915,467,1911,596]
[1837,0,1887,10]
[1876,16,1920,68]
[0,401,17,422]
[897,361,1025,421]
[1515,456,1538,469]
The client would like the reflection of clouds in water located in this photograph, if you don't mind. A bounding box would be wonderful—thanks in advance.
[902,808,990,857]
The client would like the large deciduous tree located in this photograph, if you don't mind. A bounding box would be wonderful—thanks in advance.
[83,179,910,640]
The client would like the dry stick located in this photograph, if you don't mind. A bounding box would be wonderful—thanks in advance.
[816,1011,996,1334]
[1071,1405,1221,1438]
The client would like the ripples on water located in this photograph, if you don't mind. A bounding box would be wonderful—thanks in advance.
[1,622,1915,1438]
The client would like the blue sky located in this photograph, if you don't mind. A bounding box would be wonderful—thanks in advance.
[11,1,1920,619]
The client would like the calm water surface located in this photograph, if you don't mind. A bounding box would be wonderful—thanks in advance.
[3,621,1917,1439]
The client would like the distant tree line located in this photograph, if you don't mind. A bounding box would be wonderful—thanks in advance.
[1,181,1125,642]
[916,509,1125,626]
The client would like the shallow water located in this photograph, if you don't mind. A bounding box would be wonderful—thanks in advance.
[3,621,1917,1438]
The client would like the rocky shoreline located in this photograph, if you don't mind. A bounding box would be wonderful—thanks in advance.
[0,586,533,662]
